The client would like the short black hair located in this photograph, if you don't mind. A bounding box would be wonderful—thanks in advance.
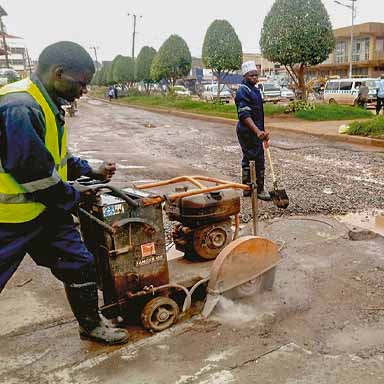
[37,41,95,75]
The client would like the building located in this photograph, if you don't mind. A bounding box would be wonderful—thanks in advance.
[0,32,30,74]
[309,22,384,79]
[243,53,282,77]
[188,53,283,86]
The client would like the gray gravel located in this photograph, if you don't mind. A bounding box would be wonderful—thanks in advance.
[238,141,384,221]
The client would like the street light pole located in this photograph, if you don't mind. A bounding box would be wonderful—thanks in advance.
[350,0,356,78]
[334,0,357,78]
[127,13,142,59]
[89,46,100,69]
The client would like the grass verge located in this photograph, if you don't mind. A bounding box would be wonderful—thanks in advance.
[346,116,384,138]
[295,104,374,121]
[91,87,375,122]
[90,88,285,118]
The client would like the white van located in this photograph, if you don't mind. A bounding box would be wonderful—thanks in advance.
[324,78,378,106]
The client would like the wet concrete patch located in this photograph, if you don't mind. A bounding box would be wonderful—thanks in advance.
[337,209,384,237]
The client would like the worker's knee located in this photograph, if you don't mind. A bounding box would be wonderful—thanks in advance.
[51,251,97,284]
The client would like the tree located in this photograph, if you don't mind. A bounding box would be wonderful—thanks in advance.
[150,35,192,87]
[135,46,156,94]
[111,55,135,85]
[202,19,242,99]
[105,63,114,85]
[260,0,335,99]
[91,69,101,85]
[98,65,109,85]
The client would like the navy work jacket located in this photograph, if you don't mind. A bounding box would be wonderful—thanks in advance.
[0,74,92,214]
[235,80,265,133]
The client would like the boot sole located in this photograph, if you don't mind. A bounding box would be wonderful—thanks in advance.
[80,332,130,345]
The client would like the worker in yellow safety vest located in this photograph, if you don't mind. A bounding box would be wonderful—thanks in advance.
[0,41,129,345]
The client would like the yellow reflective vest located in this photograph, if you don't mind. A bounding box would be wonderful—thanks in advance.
[0,78,68,223]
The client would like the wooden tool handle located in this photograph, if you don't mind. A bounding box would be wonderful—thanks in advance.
[250,161,258,236]
[264,143,277,186]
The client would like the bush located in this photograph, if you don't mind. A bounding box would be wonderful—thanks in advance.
[285,100,315,113]
[295,104,374,121]
[346,116,384,138]
[127,87,144,97]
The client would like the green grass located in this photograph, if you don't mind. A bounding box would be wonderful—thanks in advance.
[90,87,285,118]
[91,87,375,122]
[346,116,384,138]
[295,104,374,121]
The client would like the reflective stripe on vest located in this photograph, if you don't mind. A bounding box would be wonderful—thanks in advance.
[0,78,68,223]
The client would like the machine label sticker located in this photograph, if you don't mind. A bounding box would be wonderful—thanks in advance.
[141,242,156,257]
[103,204,125,217]
[136,243,162,267]
[135,254,164,267]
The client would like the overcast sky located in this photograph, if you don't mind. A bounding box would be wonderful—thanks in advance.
[2,0,383,62]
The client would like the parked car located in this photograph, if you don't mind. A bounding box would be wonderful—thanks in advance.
[201,84,232,103]
[280,86,295,101]
[173,85,191,97]
[324,78,378,106]
[257,82,281,103]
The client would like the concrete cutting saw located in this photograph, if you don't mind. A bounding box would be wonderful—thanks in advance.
[77,165,281,333]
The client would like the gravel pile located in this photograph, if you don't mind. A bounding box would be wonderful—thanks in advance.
[237,144,384,221]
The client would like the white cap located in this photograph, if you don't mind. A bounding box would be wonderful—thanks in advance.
[241,61,257,76]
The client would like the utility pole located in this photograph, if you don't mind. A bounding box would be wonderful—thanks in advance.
[0,6,9,68]
[89,45,100,69]
[334,0,357,78]
[25,47,32,75]
[127,13,142,59]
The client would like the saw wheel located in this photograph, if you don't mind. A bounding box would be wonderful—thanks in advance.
[192,220,232,260]
[229,267,277,299]
[141,297,179,332]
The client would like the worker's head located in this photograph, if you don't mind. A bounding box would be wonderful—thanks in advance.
[241,61,258,86]
[36,41,95,102]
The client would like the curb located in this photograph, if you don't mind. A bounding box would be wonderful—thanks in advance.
[89,96,384,149]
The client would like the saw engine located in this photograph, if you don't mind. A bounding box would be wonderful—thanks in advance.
[165,189,241,260]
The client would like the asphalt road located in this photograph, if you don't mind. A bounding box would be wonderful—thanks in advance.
[1,97,384,384]
[71,97,384,220]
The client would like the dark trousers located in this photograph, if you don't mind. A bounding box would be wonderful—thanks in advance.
[236,123,265,176]
[358,97,367,109]
[376,97,384,115]
[0,210,96,292]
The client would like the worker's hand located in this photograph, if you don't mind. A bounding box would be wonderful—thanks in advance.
[256,130,270,141]
[92,161,116,181]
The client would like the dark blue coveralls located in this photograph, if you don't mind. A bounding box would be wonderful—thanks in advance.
[235,79,266,176]
[0,74,96,292]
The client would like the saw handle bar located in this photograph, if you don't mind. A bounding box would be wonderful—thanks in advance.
[74,178,139,208]
[135,175,248,206]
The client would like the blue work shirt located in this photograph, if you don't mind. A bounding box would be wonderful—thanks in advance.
[235,79,265,132]
[0,74,92,214]
[377,79,384,98]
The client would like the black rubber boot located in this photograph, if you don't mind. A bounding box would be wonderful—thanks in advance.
[256,170,272,201]
[241,167,252,197]
[64,282,129,345]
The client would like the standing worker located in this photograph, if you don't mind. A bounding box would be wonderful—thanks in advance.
[235,61,271,200]
[376,74,384,115]
[0,41,129,345]
[357,82,369,109]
